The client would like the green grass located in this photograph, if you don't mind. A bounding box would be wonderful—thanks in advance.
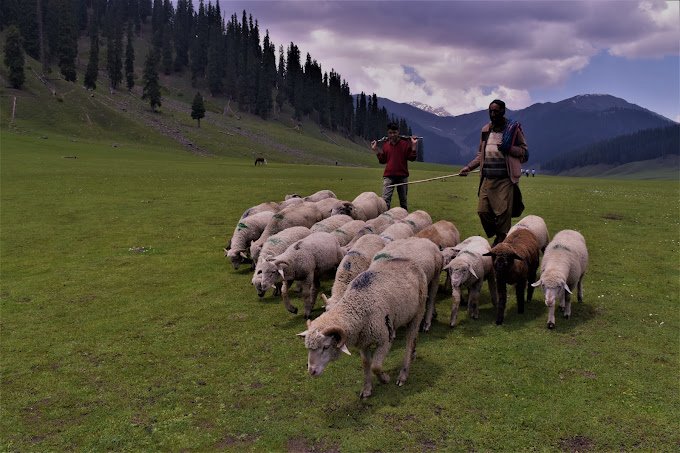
[2,130,679,451]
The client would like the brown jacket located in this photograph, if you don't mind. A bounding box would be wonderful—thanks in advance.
[462,122,528,184]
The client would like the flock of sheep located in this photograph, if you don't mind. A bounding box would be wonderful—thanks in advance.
[225,189,589,398]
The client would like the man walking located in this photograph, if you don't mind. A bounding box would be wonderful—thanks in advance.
[459,99,528,245]
[371,122,418,210]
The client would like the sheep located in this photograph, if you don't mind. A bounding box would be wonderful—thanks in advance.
[483,229,540,325]
[341,207,408,250]
[314,197,352,219]
[379,222,415,243]
[508,215,550,253]
[304,190,337,202]
[443,236,497,327]
[310,214,353,233]
[415,220,460,250]
[268,232,345,318]
[238,201,279,220]
[377,237,443,332]
[249,202,324,263]
[335,192,388,221]
[531,230,588,329]
[400,210,433,234]
[324,234,386,309]
[330,220,367,247]
[278,197,305,209]
[297,257,429,398]
[251,226,312,298]
[225,211,275,269]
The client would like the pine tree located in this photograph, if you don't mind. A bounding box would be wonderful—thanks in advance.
[56,0,77,81]
[191,91,206,127]
[4,26,25,89]
[125,23,135,90]
[84,19,99,90]
[206,25,225,95]
[142,50,161,111]
[105,3,124,90]
[274,44,285,111]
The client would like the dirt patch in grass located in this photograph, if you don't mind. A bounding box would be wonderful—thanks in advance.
[214,433,258,449]
[559,435,594,452]
[286,436,340,453]
[602,213,624,220]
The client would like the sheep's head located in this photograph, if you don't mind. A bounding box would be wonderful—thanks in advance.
[285,193,301,200]
[297,322,350,377]
[257,258,284,293]
[331,202,354,218]
[226,248,249,269]
[445,260,478,287]
[483,249,521,277]
[440,247,460,267]
[532,278,571,307]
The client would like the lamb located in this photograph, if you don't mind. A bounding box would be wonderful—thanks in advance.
[483,229,540,325]
[508,215,550,253]
[531,230,588,329]
[335,191,388,221]
[225,211,275,269]
[377,237,443,332]
[415,220,460,250]
[400,210,433,234]
[324,234,386,309]
[251,226,312,298]
[443,236,497,327]
[297,257,429,398]
[330,220,367,247]
[310,214,353,233]
[379,222,415,243]
[249,202,324,263]
[268,232,345,318]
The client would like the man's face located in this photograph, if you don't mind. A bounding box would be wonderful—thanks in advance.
[388,129,399,144]
[489,104,504,124]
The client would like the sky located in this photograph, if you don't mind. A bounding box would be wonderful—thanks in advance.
[213,0,680,121]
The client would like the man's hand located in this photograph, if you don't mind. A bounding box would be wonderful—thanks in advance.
[411,136,418,151]
[370,140,378,153]
[458,166,469,176]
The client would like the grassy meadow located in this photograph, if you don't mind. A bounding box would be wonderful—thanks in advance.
[1,130,679,452]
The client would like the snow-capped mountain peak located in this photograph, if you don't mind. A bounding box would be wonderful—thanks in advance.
[407,101,451,117]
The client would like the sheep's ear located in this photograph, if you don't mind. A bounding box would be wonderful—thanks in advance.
[239,251,248,259]
[531,280,542,287]
[321,293,329,304]
[340,344,352,356]
[278,269,285,279]
[563,282,572,294]
[223,248,229,257]
[296,330,308,338]
[468,265,478,280]
[322,327,348,350]
[510,253,522,261]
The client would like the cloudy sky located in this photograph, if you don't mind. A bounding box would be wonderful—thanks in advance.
[215,0,679,121]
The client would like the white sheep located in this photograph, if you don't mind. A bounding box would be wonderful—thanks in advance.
[250,202,324,263]
[509,214,550,253]
[415,220,460,250]
[400,210,433,234]
[314,197,352,219]
[268,232,345,318]
[531,230,589,329]
[337,191,387,221]
[379,222,415,243]
[310,214,353,233]
[239,201,279,220]
[285,190,337,202]
[297,257,429,398]
[341,207,408,250]
[331,220,367,247]
[251,226,312,298]
[377,237,443,332]
[225,211,275,269]
[443,236,498,327]
[324,234,386,309]
[278,197,305,209]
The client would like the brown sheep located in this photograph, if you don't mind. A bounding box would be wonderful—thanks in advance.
[483,229,540,325]
[415,220,460,250]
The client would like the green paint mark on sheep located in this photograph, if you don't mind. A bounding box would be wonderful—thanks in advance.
[372,252,393,261]
[267,237,282,245]
[237,222,249,230]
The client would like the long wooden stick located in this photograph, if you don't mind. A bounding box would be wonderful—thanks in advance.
[386,169,480,188]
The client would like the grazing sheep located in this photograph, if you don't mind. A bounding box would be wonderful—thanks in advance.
[416,220,460,250]
[483,229,540,325]
[342,207,408,250]
[531,230,588,329]
[331,220,367,247]
[251,226,312,298]
[278,197,305,209]
[239,201,279,220]
[297,257,429,398]
[311,214,353,233]
[304,190,337,202]
[325,234,386,308]
[443,236,497,327]
[225,211,275,269]
[250,202,324,263]
[314,198,352,219]
[337,192,388,221]
[379,222,415,243]
[284,193,301,200]
[377,237,443,332]
[509,215,550,253]
[270,232,345,318]
[400,210,433,234]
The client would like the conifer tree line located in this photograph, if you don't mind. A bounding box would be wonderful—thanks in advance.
[2,0,415,151]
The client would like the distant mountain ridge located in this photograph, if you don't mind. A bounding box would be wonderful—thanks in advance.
[406,102,451,117]
[379,94,676,166]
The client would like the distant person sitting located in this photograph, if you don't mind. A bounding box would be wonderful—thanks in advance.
[370,122,418,210]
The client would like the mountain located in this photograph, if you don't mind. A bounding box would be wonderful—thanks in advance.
[378,94,676,166]
[407,102,451,117]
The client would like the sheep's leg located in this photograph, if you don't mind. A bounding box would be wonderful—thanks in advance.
[527,265,538,303]
[281,280,298,315]
[495,282,508,325]
[450,285,462,328]
[302,276,316,319]
[359,349,374,399]
[444,269,452,293]
[370,343,392,386]
[397,318,420,386]
[577,276,584,303]
[547,299,556,329]
[469,281,483,319]
[564,291,572,319]
[487,272,498,307]
[516,279,526,314]
[273,282,282,297]
[421,277,439,332]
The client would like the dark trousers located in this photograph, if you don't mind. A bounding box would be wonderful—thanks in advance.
[382,176,408,210]
[477,177,513,244]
